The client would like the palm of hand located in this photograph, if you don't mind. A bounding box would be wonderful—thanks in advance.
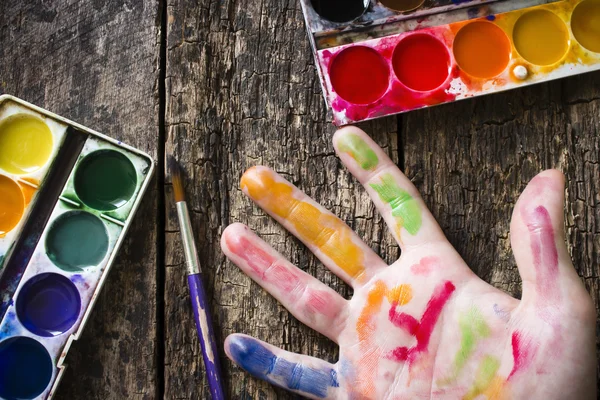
[221,127,596,400]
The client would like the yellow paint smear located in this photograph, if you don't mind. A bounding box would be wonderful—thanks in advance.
[241,167,366,280]
[0,175,25,237]
[512,9,570,66]
[0,114,53,175]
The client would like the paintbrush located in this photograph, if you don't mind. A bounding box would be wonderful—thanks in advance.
[170,158,225,400]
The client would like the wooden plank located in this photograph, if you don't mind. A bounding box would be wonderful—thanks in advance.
[0,1,161,398]
[402,72,600,389]
[164,0,398,397]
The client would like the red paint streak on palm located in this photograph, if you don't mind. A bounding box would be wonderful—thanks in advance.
[388,281,456,363]
[524,206,559,302]
[508,331,538,380]
[389,309,420,335]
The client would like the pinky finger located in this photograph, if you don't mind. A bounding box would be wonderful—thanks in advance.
[225,334,340,399]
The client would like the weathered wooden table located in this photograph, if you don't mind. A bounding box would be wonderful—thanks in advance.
[1,1,598,398]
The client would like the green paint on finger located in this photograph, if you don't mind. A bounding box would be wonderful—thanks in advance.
[440,307,491,385]
[370,173,421,235]
[338,134,379,171]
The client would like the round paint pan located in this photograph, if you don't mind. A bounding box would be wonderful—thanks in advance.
[0,113,53,175]
[392,33,451,92]
[74,149,137,211]
[0,336,53,400]
[380,0,425,13]
[571,0,600,53]
[16,273,81,337]
[0,174,25,237]
[330,46,390,105]
[310,0,369,23]
[513,9,570,66]
[453,21,511,79]
[46,211,109,272]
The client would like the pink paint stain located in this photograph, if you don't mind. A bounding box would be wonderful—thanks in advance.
[519,202,564,368]
[226,236,302,292]
[268,263,302,293]
[523,205,559,303]
[305,289,339,321]
[508,330,538,380]
[388,281,456,364]
[410,257,438,276]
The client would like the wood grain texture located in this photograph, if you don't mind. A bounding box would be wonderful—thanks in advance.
[163,1,398,398]
[0,0,161,399]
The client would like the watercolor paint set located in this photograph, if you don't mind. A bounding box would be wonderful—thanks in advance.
[0,95,154,400]
[301,0,600,125]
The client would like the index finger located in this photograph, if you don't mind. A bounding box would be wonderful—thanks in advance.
[240,166,387,287]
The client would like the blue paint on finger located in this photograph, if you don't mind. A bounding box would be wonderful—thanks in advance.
[228,336,338,398]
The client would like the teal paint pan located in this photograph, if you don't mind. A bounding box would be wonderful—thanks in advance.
[0,95,154,400]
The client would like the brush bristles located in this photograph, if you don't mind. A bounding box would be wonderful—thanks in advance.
[170,157,186,203]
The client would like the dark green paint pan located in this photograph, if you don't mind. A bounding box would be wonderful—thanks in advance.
[74,150,137,211]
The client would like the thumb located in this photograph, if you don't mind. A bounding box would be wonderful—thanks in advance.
[510,169,582,306]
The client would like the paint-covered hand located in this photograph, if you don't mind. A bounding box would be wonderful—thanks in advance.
[220,127,596,400]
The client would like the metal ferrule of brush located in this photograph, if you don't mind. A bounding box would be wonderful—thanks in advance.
[176,202,202,275]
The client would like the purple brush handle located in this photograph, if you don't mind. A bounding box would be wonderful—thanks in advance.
[188,273,225,400]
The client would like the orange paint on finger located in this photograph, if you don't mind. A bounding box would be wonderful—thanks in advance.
[241,167,366,281]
